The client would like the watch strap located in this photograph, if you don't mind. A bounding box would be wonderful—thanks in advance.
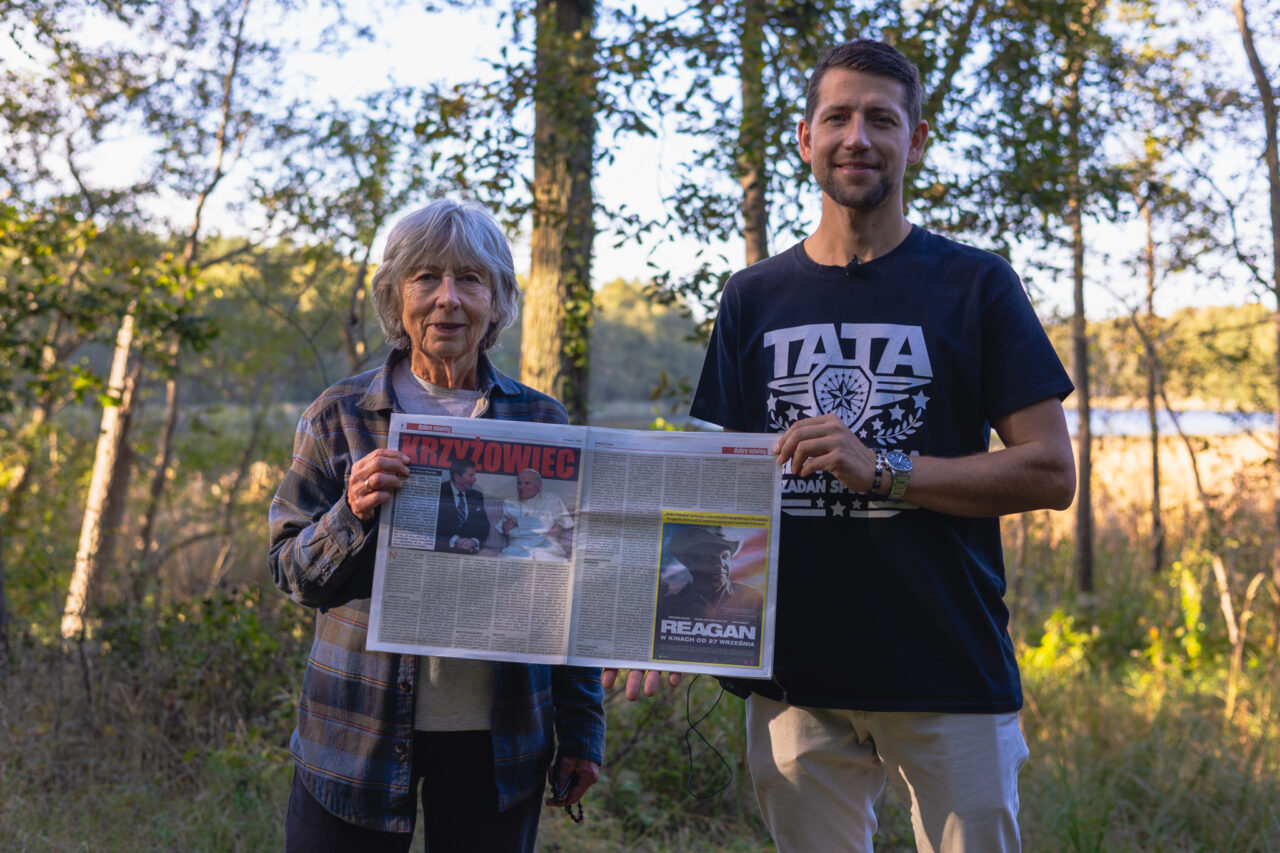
[888,453,911,501]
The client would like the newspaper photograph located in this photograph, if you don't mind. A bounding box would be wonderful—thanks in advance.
[367,414,781,679]
[652,512,769,668]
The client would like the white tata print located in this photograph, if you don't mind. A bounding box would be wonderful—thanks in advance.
[767,322,933,520]
[763,322,933,443]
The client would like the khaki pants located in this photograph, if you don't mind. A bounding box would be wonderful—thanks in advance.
[746,693,1028,853]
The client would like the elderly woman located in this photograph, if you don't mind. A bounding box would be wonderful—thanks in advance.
[269,199,605,853]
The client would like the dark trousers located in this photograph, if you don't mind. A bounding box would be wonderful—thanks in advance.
[285,730,544,853]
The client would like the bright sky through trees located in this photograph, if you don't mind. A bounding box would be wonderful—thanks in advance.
[4,0,1272,322]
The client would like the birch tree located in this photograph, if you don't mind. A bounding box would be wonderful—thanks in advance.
[55,0,302,635]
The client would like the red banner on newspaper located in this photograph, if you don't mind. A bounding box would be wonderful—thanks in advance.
[397,433,580,481]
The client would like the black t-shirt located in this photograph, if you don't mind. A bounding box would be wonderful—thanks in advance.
[690,227,1073,712]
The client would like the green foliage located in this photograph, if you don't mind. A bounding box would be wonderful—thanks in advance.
[1013,536,1280,850]
[587,677,771,846]
[1172,558,1205,664]
[3,2,1278,850]
[1020,608,1095,675]
[0,423,96,633]
[0,585,308,851]
[489,277,709,418]
[589,279,706,407]
[1019,660,1280,851]
[1047,303,1277,410]
[94,586,310,735]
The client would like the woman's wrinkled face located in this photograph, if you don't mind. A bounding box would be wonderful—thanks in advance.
[400,264,494,374]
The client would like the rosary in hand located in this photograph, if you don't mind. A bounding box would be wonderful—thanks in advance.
[549,772,584,823]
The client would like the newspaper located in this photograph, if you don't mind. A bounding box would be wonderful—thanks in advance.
[367,414,781,679]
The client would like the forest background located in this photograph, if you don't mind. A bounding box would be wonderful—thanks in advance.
[2,0,1279,850]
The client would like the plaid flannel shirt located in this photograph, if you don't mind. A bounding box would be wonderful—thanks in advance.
[269,349,606,833]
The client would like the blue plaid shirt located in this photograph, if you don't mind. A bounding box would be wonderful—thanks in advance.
[269,349,606,832]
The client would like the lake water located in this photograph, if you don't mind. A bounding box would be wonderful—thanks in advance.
[591,402,1277,437]
[1064,408,1276,437]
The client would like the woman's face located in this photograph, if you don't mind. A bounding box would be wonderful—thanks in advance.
[400,264,494,386]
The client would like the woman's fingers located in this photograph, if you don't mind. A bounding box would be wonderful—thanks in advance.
[348,450,411,520]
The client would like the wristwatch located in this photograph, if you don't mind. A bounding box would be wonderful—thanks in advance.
[884,449,913,501]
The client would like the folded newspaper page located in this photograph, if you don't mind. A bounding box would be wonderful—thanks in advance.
[366,414,782,679]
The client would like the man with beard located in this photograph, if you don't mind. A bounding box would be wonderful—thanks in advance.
[609,39,1076,853]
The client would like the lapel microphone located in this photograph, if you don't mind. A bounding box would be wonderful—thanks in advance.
[843,256,861,278]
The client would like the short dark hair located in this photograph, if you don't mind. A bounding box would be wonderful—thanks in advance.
[450,458,477,479]
[804,39,922,128]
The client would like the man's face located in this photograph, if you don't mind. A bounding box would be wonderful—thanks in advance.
[515,471,541,500]
[683,544,732,584]
[452,466,477,492]
[798,68,928,213]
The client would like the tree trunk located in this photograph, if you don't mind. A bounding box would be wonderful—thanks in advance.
[134,0,249,591]
[1069,196,1093,596]
[521,0,597,424]
[1230,0,1280,636]
[5,294,74,520]
[61,309,141,640]
[1066,59,1093,596]
[738,0,768,267]
[342,242,374,375]
[132,368,180,600]
[1141,196,1164,574]
[0,529,9,665]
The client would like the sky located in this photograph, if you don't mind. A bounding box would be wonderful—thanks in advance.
[273,0,1277,322]
[277,1,745,298]
[5,0,1274,323]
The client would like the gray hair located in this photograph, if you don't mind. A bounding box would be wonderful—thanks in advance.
[371,199,520,353]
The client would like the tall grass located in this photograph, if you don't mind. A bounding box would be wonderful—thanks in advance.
[2,435,1277,851]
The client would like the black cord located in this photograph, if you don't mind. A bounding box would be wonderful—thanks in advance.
[683,675,734,799]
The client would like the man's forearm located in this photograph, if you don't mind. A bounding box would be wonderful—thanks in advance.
[775,397,1076,518]
[888,397,1075,517]
[892,440,1075,517]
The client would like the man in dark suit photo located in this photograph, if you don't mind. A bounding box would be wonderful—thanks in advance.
[436,458,489,553]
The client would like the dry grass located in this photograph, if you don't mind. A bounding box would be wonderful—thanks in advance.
[1044,433,1275,537]
[3,432,1278,851]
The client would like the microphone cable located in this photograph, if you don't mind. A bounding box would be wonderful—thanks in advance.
[681,675,734,800]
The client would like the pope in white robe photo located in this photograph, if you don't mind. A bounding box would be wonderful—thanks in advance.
[499,468,574,560]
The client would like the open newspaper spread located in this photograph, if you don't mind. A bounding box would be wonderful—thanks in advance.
[366,414,782,679]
